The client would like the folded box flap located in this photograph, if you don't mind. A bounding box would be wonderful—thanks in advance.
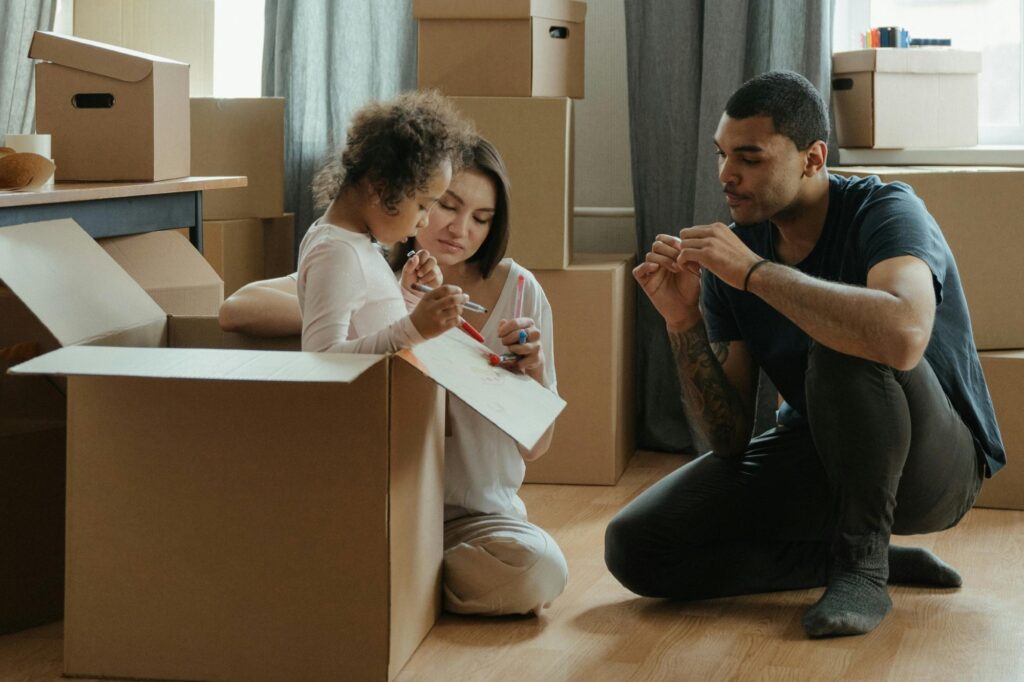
[10,346,385,383]
[0,219,168,347]
[28,30,184,83]
[400,330,566,449]
[414,0,586,23]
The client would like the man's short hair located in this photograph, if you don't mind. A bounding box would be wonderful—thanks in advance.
[725,70,829,150]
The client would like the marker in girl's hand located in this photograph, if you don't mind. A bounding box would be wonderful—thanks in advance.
[411,282,488,314]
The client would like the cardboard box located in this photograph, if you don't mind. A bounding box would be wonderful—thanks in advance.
[451,96,574,270]
[0,418,66,635]
[201,217,265,297]
[415,0,586,98]
[0,320,66,634]
[73,0,214,97]
[831,49,981,149]
[29,31,190,181]
[528,254,635,484]
[263,213,296,278]
[179,213,295,289]
[833,167,1024,350]
[975,352,1024,510]
[191,98,285,220]
[3,218,564,681]
[99,230,223,316]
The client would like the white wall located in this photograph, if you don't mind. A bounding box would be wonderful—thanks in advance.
[572,0,636,255]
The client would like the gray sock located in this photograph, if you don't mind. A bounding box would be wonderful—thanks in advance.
[802,552,891,638]
[887,545,962,587]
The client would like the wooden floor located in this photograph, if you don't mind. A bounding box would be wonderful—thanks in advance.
[2,451,1023,681]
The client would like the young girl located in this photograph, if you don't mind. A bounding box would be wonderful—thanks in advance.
[220,137,568,616]
[297,90,471,353]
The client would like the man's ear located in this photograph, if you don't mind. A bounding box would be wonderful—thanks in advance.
[804,140,828,176]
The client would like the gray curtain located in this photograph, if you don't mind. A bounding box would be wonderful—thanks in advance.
[624,0,833,452]
[263,0,417,259]
[0,0,56,138]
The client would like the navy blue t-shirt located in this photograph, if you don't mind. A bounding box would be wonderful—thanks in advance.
[702,173,1005,476]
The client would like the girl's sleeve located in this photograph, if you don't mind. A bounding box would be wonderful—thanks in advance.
[300,241,424,353]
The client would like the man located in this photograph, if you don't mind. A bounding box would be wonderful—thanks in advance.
[605,71,1004,638]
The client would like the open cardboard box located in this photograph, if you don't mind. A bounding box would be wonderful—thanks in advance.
[2,219,564,681]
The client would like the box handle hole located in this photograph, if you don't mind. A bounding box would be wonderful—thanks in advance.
[71,93,115,108]
[549,26,569,39]
[832,78,854,91]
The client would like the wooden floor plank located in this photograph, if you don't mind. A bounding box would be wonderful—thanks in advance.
[2,450,1022,681]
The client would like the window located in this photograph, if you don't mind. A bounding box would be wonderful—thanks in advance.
[835,0,1024,145]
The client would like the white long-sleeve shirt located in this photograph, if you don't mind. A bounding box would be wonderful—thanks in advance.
[297,219,423,353]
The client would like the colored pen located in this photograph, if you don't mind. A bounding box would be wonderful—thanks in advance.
[411,282,488,314]
[459,319,486,344]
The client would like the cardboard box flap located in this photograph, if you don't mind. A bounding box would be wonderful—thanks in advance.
[402,330,566,449]
[833,48,982,75]
[10,346,385,383]
[413,0,586,23]
[0,219,167,348]
[28,30,184,83]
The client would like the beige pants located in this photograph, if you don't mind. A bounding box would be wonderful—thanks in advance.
[443,513,568,616]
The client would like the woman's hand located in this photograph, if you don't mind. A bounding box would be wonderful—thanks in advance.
[409,284,466,339]
[400,249,443,297]
[497,317,545,382]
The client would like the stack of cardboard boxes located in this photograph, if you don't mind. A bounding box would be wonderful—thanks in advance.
[414,0,636,485]
[188,97,295,296]
[834,167,1024,511]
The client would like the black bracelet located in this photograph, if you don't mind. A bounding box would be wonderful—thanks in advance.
[743,258,770,292]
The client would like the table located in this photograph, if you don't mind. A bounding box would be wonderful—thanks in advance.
[0,176,247,252]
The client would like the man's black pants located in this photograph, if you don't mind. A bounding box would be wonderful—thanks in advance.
[605,343,983,599]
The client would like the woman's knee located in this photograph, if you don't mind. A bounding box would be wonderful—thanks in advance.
[604,510,662,597]
[443,527,568,615]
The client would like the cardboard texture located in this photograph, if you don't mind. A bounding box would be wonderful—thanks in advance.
[4,218,564,680]
[0,418,66,635]
[831,49,981,149]
[833,167,1024,350]
[415,0,586,98]
[99,230,224,316]
[73,0,214,97]
[263,213,296,278]
[528,254,636,484]
[201,218,266,297]
[451,96,574,270]
[29,31,190,181]
[975,352,1024,511]
[190,98,285,220]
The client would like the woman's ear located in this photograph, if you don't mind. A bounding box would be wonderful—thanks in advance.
[363,178,382,206]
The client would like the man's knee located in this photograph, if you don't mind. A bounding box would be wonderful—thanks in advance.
[605,511,660,597]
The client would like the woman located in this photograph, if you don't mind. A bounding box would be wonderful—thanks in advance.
[220,137,568,616]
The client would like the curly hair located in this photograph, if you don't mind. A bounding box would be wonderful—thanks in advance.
[312,90,474,213]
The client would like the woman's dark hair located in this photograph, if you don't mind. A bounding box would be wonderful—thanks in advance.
[725,70,829,150]
[390,136,512,279]
[311,89,474,213]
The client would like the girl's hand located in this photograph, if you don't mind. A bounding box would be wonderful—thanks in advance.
[497,317,545,381]
[401,249,442,297]
[410,284,466,339]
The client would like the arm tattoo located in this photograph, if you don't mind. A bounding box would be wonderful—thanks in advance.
[668,324,748,458]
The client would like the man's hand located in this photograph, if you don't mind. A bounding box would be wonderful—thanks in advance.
[677,223,761,290]
[634,234,702,330]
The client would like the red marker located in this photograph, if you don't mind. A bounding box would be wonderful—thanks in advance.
[460,319,485,344]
